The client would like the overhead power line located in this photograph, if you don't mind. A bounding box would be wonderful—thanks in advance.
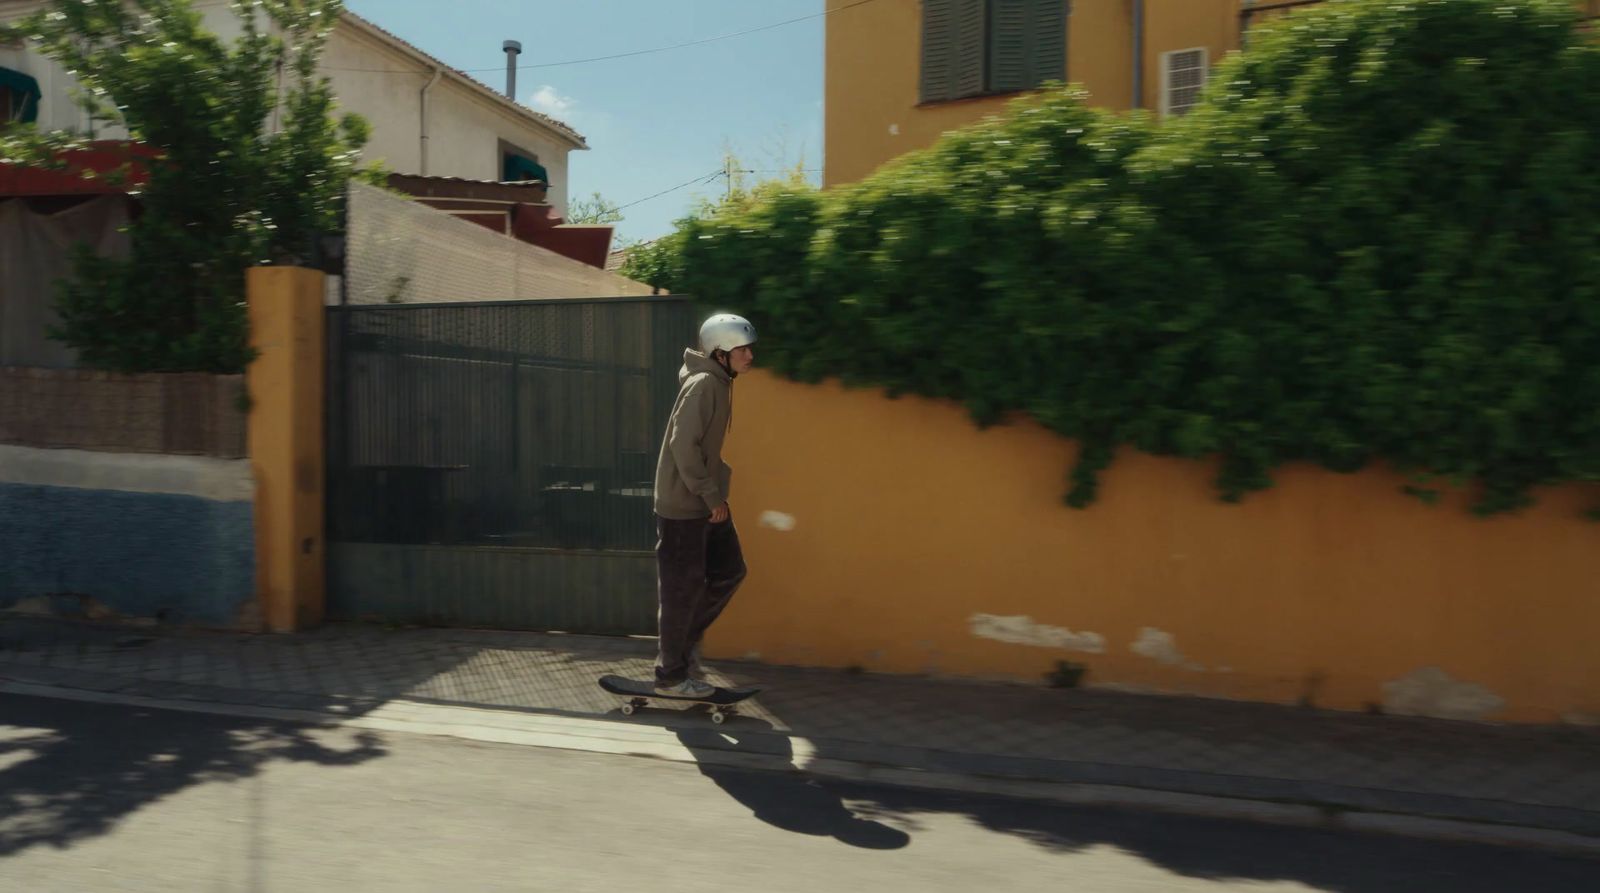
[329,0,883,75]
[609,164,822,213]
[613,169,725,212]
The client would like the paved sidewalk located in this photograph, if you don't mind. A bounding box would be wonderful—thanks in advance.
[3,616,1598,845]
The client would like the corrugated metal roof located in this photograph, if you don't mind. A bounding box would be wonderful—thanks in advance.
[391,173,548,189]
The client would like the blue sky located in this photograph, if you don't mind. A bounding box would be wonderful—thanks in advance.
[344,0,825,242]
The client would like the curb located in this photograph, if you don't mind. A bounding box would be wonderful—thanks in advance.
[4,673,1598,859]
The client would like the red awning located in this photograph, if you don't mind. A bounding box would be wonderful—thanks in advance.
[0,141,154,197]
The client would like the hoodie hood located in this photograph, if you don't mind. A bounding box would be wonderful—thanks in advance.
[680,348,731,385]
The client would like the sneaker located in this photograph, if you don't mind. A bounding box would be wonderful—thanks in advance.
[655,678,716,699]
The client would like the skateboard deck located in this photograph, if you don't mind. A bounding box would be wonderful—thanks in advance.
[598,674,761,724]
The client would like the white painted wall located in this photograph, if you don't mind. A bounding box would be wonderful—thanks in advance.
[418,77,572,211]
[321,22,426,176]
[346,182,649,303]
[1,1,248,134]
[324,23,574,212]
[0,1,578,212]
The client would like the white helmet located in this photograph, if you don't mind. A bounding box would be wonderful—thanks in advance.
[699,313,756,355]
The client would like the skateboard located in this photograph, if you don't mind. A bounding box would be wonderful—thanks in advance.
[598,674,761,724]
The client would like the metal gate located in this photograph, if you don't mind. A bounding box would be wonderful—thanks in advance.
[325,297,695,634]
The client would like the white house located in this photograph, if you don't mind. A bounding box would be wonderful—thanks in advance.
[0,1,583,213]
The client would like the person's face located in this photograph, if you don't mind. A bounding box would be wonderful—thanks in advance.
[725,345,755,375]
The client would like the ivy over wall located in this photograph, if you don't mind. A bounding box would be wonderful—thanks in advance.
[650,0,1600,516]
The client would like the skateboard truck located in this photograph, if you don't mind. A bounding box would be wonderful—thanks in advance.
[619,696,739,724]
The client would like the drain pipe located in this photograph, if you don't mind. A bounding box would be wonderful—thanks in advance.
[1132,0,1146,110]
[419,66,442,176]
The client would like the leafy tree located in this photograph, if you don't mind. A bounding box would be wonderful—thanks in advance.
[566,191,624,226]
[620,153,814,293]
[0,0,377,372]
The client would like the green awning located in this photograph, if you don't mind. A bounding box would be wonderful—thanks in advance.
[0,67,41,124]
[502,153,548,184]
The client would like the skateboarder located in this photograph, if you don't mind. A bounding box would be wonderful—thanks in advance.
[651,313,756,698]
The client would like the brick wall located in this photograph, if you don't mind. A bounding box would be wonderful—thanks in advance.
[0,367,247,459]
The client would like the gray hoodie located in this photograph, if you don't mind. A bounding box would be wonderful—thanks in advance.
[653,349,734,520]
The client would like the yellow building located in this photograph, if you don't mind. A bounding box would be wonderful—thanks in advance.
[824,0,1600,186]
[825,0,1244,186]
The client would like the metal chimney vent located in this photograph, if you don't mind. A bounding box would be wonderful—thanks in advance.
[503,40,522,100]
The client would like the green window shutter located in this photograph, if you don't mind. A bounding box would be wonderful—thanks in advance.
[920,0,958,103]
[922,0,987,103]
[952,0,988,100]
[987,0,1032,94]
[987,0,1068,94]
[1032,0,1068,87]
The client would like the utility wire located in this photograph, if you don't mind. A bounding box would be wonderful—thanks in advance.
[609,165,823,214]
[329,0,882,74]
[613,169,724,212]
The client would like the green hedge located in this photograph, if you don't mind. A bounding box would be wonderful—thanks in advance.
[670,0,1600,515]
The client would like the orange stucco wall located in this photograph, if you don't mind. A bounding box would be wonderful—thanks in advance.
[707,372,1600,724]
[825,0,1242,186]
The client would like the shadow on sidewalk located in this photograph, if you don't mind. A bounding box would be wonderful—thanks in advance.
[837,784,1600,892]
[670,714,1600,889]
[0,690,387,859]
[672,722,910,850]
[658,701,1600,891]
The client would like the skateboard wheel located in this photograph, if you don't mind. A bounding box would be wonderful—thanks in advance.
[710,710,727,725]
[621,703,636,716]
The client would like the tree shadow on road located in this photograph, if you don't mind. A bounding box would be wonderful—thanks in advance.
[0,692,387,859]
[671,721,910,851]
[838,781,1600,892]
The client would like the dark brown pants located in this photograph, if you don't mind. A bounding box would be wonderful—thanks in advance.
[655,515,747,687]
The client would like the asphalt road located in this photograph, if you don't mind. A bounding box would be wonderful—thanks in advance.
[1,692,1596,892]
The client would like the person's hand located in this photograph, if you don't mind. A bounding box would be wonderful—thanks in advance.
[709,504,730,524]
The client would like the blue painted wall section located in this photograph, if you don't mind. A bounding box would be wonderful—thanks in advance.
[0,481,255,627]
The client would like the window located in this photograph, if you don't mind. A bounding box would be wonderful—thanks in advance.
[1161,48,1208,118]
[0,66,42,125]
[920,0,1068,105]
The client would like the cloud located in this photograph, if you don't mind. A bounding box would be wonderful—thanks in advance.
[529,85,575,115]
